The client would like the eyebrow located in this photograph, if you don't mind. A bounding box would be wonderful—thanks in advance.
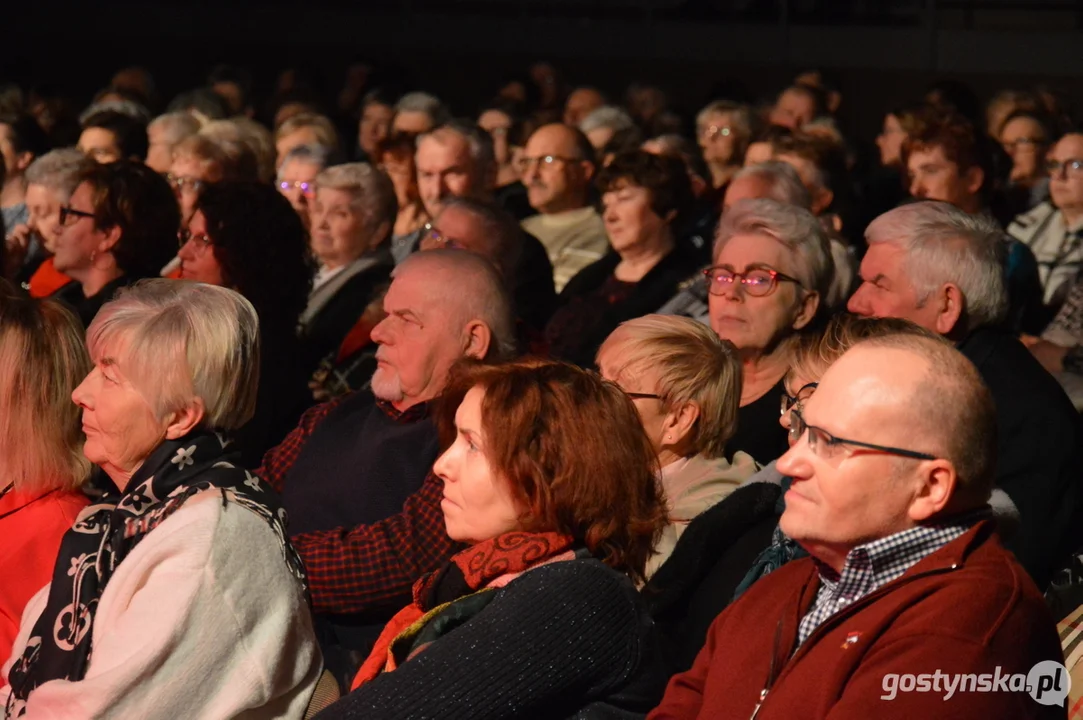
[716,262,780,273]
[394,309,423,325]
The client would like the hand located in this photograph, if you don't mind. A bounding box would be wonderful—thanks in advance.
[3,224,32,279]
[1019,333,1042,348]
[1029,339,1071,375]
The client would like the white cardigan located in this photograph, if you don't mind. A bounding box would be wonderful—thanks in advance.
[1,491,322,719]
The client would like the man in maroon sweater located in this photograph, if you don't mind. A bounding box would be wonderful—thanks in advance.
[649,333,1065,719]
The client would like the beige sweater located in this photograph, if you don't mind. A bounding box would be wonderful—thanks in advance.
[522,207,609,292]
[646,451,760,579]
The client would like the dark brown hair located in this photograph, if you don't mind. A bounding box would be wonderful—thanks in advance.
[596,149,693,221]
[437,358,667,584]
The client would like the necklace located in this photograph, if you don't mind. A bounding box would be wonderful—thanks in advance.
[0,487,60,523]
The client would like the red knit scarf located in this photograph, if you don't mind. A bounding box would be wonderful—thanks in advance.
[351,531,575,690]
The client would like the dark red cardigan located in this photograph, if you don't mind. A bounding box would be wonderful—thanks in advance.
[649,520,1065,720]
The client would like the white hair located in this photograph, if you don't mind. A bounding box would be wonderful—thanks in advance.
[24,148,95,199]
[86,280,260,431]
[393,250,517,361]
[865,201,1008,332]
[148,111,203,147]
[732,161,812,210]
[714,198,834,301]
[315,162,398,242]
[278,144,334,181]
[579,106,636,135]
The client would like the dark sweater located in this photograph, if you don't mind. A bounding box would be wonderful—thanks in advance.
[726,378,790,466]
[958,326,1083,589]
[315,559,669,720]
[51,275,134,330]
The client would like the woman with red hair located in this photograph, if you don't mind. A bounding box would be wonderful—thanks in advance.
[317,359,670,718]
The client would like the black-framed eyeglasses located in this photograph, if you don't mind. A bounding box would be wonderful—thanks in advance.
[516,155,579,173]
[703,266,803,298]
[625,392,662,401]
[789,409,938,461]
[177,228,214,252]
[58,205,95,227]
[420,223,465,251]
[781,382,818,416]
[1046,159,1083,178]
[278,180,316,197]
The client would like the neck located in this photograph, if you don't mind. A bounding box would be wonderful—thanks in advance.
[708,162,738,188]
[540,196,588,216]
[657,447,690,469]
[69,263,123,299]
[1062,205,1083,230]
[1,177,25,208]
[495,164,519,188]
[739,342,792,405]
[614,231,674,283]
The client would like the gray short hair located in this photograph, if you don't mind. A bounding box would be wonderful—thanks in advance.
[864,201,1008,333]
[87,280,260,431]
[278,144,334,180]
[395,92,450,126]
[394,250,517,361]
[714,198,834,302]
[579,106,636,135]
[732,161,812,209]
[437,196,524,278]
[25,148,95,199]
[420,120,496,177]
[315,162,398,241]
[79,99,151,125]
[148,112,203,147]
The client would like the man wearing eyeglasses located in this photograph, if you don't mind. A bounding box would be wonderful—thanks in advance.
[848,201,1083,593]
[1008,132,1083,325]
[649,334,1063,720]
[519,123,608,292]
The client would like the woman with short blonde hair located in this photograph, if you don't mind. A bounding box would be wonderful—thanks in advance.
[0,280,92,665]
[597,314,757,577]
[2,280,321,718]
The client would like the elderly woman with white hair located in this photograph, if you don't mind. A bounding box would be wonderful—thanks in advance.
[1,280,322,718]
[595,314,758,578]
[300,162,397,375]
[706,197,833,464]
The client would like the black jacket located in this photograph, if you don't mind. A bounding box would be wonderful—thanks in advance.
[958,326,1083,590]
[642,481,782,674]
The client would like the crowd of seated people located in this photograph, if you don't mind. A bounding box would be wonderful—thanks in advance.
[2,61,1083,718]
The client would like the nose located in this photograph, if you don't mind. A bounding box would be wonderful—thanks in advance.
[71,372,92,410]
[370,315,391,345]
[774,435,810,479]
[846,285,870,316]
[177,238,195,261]
[909,177,925,198]
[433,446,453,482]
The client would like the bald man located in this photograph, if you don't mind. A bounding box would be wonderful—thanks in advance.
[519,123,609,291]
[650,334,1063,720]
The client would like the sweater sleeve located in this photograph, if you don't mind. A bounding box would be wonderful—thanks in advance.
[12,493,321,720]
[314,560,648,720]
[291,472,460,615]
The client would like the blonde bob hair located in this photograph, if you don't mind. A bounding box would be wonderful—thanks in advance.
[598,314,741,459]
[0,281,93,491]
[86,280,260,430]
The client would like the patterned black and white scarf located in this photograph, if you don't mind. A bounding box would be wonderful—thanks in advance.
[3,430,307,718]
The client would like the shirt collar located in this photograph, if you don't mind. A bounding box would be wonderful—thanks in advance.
[814,506,992,593]
[374,397,430,424]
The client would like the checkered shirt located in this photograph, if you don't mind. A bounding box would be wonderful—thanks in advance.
[796,507,991,648]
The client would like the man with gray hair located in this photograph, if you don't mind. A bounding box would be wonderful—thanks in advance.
[579,105,637,151]
[848,200,1083,590]
[256,249,516,685]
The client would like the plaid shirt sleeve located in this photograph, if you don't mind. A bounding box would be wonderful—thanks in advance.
[254,395,349,493]
[291,471,460,615]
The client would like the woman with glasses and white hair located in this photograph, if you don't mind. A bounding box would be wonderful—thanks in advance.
[277,144,334,230]
[1,280,322,718]
[300,162,397,376]
[705,197,833,465]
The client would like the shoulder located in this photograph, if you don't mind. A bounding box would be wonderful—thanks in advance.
[1008,201,1056,236]
[501,558,641,610]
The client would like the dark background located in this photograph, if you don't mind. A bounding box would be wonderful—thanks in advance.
[4,0,1083,143]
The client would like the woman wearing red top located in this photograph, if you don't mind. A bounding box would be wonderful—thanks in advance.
[0,281,91,667]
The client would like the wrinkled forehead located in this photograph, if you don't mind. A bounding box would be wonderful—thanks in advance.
[417,134,471,167]
[524,128,576,158]
[280,159,321,182]
[804,345,926,432]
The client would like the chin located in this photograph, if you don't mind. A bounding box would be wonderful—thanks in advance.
[370,368,405,402]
